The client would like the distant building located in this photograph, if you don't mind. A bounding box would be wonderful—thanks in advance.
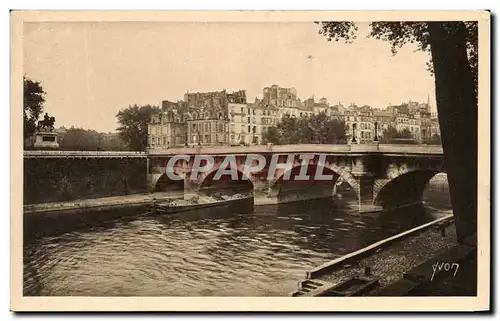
[373,109,394,135]
[227,102,248,145]
[303,96,329,114]
[227,102,279,145]
[303,97,315,109]
[149,89,246,148]
[344,105,375,143]
[395,112,421,141]
[187,118,229,145]
[430,119,441,137]
[297,106,314,118]
[278,105,299,118]
[148,85,437,148]
[262,85,300,108]
[185,90,224,110]
[148,107,188,148]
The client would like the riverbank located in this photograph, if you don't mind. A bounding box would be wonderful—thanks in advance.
[290,213,476,296]
[24,191,341,215]
[23,192,182,215]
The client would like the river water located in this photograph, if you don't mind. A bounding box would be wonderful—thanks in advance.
[23,174,451,296]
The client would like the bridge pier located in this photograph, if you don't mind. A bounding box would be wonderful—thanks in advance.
[357,175,378,212]
[147,173,162,192]
[252,179,269,196]
[350,156,378,212]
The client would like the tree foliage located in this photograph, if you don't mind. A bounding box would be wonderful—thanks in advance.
[424,133,442,145]
[58,127,128,151]
[380,125,416,144]
[317,22,359,43]
[23,76,46,140]
[116,104,160,151]
[262,113,346,145]
[262,126,282,144]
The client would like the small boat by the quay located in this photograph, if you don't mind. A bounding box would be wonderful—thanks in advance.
[150,193,254,214]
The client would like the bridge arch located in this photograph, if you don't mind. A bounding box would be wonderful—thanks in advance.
[269,163,360,200]
[197,167,254,197]
[154,172,185,192]
[373,169,445,209]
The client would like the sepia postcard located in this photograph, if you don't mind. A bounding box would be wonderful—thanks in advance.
[11,10,490,312]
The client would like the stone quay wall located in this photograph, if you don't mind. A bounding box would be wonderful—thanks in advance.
[24,157,148,205]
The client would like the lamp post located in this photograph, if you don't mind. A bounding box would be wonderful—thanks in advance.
[373,121,379,142]
[192,125,201,147]
[351,123,357,144]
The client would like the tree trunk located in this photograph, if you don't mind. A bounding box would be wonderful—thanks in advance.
[428,22,477,242]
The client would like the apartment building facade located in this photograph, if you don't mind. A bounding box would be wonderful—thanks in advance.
[148,86,440,149]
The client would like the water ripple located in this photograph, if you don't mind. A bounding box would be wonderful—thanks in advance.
[24,186,451,296]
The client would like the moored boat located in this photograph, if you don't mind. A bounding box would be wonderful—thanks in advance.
[150,193,253,214]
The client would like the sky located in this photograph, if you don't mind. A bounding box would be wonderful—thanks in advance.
[23,21,437,133]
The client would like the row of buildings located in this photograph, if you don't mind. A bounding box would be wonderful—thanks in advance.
[147,85,441,148]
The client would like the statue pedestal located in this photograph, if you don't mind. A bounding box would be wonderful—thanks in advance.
[33,131,59,149]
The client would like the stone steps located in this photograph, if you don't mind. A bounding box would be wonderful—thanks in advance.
[291,276,379,297]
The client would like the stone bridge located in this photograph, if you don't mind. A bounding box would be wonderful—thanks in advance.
[23,145,445,211]
[147,144,445,212]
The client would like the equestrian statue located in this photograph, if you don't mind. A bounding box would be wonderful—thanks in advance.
[37,113,56,132]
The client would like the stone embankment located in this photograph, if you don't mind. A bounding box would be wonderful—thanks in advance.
[24,191,341,215]
[290,214,476,296]
[24,192,182,214]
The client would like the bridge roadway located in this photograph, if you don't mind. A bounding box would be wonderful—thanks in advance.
[23,144,443,158]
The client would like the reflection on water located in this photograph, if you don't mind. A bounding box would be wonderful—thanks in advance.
[23,176,451,296]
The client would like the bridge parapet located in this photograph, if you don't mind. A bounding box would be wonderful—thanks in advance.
[22,144,443,159]
[147,144,443,156]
